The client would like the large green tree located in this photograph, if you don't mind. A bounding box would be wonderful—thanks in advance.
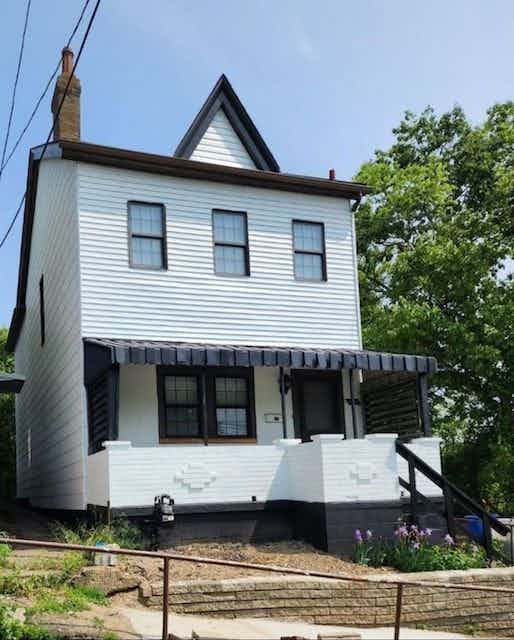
[355,103,514,511]
[0,327,16,498]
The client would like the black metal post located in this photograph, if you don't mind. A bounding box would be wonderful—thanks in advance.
[279,367,288,439]
[408,457,418,526]
[162,556,170,640]
[394,583,404,640]
[201,371,208,446]
[443,481,457,540]
[483,515,493,559]
[348,368,357,439]
[417,373,432,437]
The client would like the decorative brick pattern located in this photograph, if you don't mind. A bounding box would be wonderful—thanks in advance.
[175,463,217,490]
[141,569,514,636]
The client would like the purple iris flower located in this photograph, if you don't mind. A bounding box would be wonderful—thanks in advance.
[355,529,363,543]
[444,533,455,546]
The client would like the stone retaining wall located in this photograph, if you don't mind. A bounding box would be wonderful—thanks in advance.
[140,567,514,636]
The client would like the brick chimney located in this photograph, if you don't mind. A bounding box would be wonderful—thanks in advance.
[51,47,81,141]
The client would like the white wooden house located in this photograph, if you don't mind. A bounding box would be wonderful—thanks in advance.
[8,49,445,551]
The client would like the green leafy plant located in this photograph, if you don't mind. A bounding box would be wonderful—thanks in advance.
[0,542,12,568]
[0,603,58,640]
[0,328,16,499]
[0,569,64,597]
[51,517,143,551]
[354,524,489,572]
[26,585,107,618]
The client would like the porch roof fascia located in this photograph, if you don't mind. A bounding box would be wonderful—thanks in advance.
[83,337,437,383]
[0,372,25,393]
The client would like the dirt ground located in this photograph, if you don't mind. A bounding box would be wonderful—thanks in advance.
[131,540,390,583]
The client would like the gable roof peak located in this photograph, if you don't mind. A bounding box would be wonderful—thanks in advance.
[174,74,280,172]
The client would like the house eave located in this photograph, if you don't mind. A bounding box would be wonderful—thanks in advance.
[57,139,370,199]
[7,139,370,352]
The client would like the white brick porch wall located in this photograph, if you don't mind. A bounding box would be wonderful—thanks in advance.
[87,435,442,508]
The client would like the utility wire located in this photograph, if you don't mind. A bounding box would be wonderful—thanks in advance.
[0,0,92,180]
[0,0,101,251]
[0,194,26,251]
[0,0,32,177]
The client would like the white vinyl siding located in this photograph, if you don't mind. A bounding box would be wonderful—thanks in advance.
[15,159,86,510]
[190,109,257,169]
[77,164,361,349]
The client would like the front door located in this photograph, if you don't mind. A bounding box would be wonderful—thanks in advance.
[292,370,344,441]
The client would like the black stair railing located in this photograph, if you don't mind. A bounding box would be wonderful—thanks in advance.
[396,440,510,559]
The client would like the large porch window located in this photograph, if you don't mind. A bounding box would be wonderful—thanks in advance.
[157,366,256,443]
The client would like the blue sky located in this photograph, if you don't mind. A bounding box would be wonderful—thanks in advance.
[0,0,513,327]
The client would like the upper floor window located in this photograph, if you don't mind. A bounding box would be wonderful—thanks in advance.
[212,210,249,276]
[293,220,327,281]
[39,275,45,346]
[128,202,167,270]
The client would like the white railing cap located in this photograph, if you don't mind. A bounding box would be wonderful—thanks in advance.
[102,441,132,450]
[273,438,302,449]
[409,436,443,445]
[311,434,345,443]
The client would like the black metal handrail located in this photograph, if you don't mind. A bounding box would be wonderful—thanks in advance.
[396,440,510,558]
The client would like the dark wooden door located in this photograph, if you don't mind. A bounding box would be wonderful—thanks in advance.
[292,370,344,441]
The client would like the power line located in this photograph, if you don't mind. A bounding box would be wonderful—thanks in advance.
[0,0,101,251]
[0,194,25,251]
[0,0,32,176]
[0,0,92,180]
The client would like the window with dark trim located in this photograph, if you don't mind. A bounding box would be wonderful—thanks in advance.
[293,220,327,281]
[163,375,202,438]
[39,275,45,346]
[157,367,255,441]
[212,210,250,276]
[128,201,167,270]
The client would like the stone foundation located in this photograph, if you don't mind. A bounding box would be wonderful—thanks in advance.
[140,567,514,636]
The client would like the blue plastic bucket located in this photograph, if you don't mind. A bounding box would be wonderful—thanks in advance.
[464,514,484,543]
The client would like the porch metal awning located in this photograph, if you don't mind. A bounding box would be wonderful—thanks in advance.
[84,337,437,375]
[0,372,25,393]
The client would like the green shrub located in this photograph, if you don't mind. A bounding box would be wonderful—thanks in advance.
[354,524,489,572]
[0,603,58,640]
[26,585,107,617]
[51,517,143,550]
[0,543,12,568]
[0,570,63,597]
[0,531,12,568]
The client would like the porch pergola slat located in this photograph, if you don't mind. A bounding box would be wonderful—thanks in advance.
[83,338,437,375]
